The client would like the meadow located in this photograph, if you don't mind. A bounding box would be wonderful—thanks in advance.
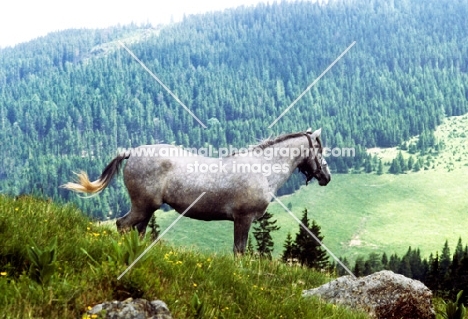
[0,195,368,318]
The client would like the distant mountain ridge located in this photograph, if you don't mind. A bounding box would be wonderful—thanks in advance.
[0,0,467,218]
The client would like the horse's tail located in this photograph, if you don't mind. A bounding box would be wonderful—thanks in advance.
[61,153,130,194]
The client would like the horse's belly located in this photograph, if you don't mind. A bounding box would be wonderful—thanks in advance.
[174,206,234,221]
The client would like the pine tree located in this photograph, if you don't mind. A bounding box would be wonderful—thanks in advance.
[148,214,160,241]
[252,211,280,259]
[440,240,452,278]
[377,159,384,175]
[281,232,295,263]
[397,151,407,172]
[426,252,441,291]
[407,155,414,171]
[291,209,328,269]
[246,235,255,256]
[382,252,389,267]
[389,158,401,174]
[413,159,421,172]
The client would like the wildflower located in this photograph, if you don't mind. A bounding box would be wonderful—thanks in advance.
[175,260,182,265]
[87,227,91,231]
[0,272,7,276]
[196,263,203,268]
[87,306,92,311]
[193,283,197,287]
[93,233,100,237]
[91,315,98,319]
[15,207,19,211]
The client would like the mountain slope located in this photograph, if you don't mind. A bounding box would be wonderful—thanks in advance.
[0,0,467,217]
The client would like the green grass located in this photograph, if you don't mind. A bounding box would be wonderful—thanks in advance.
[0,195,367,319]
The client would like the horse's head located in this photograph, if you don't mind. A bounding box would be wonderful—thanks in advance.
[298,128,331,186]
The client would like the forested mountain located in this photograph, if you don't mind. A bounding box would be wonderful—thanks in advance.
[0,0,467,218]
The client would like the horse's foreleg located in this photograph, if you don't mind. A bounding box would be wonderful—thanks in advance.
[233,216,254,255]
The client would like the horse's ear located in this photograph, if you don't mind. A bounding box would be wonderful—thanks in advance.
[311,128,322,138]
[306,128,312,134]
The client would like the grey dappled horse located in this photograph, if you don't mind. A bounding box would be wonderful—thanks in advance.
[63,128,331,254]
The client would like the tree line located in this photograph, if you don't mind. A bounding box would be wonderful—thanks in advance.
[250,209,468,303]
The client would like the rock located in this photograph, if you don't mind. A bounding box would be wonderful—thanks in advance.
[87,298,173,319]
[302,270,435,319]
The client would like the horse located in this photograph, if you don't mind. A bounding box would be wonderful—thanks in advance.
[62,128,331,254]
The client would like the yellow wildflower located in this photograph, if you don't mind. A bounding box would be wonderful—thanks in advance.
[0,272,7,276]
[193,283,197,287]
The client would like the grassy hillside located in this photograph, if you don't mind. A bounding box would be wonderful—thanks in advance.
[0,195,367,318]
[153,114,468,262]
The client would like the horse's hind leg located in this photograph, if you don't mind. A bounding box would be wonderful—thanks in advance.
[135,211,156,235]
[116,205,158,235]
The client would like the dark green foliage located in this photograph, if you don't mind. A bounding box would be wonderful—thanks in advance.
[285,209,329,269]
[377,159,384,175]
[246,236,255,256]
[27,237,58,286]
[281,232,294,263]
[442,290,466,319]
[148,214,161,241]
[252,211,280,259]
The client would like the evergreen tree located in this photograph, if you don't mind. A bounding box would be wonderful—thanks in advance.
[354,256,365,277]
[291,209,328,269]
[377,159,384,175]
[148,214,160,241]
[440,240,452,279]
[281,232,295,263]
[397,151,407,172]
[252,211,280,259]
[246,235,255,256]
[426,252,441,291]
[381,252,389,267]
[413,159,421,172]
[407,155,415,171]
[389,158,401,174]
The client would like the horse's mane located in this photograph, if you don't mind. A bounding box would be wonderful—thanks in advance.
[253,132,306,150]
[228,131,307,156]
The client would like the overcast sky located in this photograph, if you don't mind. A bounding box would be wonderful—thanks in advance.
[0,0,278,48]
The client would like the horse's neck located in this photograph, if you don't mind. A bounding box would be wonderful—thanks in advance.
[264,136,308,193]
